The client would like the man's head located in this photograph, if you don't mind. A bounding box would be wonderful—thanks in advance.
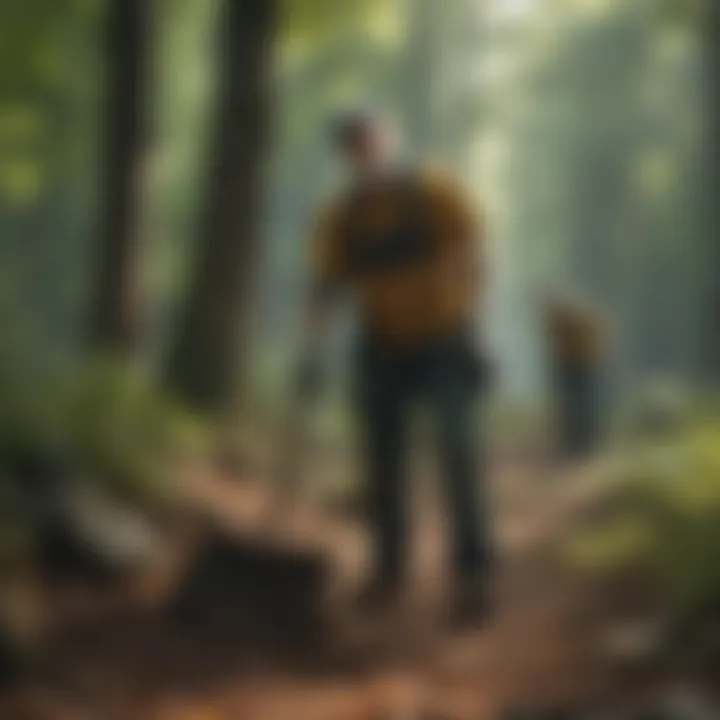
[329,110,392,176]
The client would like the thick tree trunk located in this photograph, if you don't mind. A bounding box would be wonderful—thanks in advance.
[90,0,151,354]
[165,0,276,413]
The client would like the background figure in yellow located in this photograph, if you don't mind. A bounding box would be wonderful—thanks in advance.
[544,293,605,462]
[298,111,491,624]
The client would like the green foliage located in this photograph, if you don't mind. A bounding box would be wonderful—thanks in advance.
[281,0,390,49]
[658,0,703,29]
[564,421,720,622]
[0,353,207,507]
[64,358,207,503]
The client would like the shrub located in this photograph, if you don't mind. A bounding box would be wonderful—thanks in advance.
[563,420,720,625]
[0,354,207,509]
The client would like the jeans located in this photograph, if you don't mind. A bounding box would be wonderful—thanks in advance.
[354,330,490,585]
[555,361,600,460]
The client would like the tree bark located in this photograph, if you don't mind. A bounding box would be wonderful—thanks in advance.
[89,0,151,354]
[704,0,720,379]
[402,0,440,158]
[165,0,276,413]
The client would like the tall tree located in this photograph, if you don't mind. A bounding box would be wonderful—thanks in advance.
[89,0,151,354]
[165,0,276,413]
[401,0,441,158]
[705,0,720,378]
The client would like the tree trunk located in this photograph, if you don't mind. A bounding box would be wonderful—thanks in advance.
[704,0,720,379]
[165,0,276,413]
[89,0,151,354]
[402,0,440,158]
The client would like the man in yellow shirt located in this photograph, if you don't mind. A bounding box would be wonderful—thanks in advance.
[298,112,491,622]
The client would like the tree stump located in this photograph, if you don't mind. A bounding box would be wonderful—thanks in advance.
[167,528,331,651]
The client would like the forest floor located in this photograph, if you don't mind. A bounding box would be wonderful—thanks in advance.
[0,451,711,719]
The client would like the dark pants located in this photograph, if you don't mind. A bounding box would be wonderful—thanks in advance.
[354,330,490,586]
[554,361,600,460]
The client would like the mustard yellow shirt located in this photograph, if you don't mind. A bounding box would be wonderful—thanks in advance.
[310,167,484,345]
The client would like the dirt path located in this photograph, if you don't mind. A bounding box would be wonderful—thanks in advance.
[1,458,618,719]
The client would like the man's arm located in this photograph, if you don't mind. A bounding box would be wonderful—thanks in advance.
[429,170,494,389]
[429,170,486,313]
[462,202,486,312]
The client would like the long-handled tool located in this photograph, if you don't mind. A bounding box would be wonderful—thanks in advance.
[272,394,310,507]
[267,348,326,515]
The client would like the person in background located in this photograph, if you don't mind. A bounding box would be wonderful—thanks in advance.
[544,293,605,463]
[297,110,492,624]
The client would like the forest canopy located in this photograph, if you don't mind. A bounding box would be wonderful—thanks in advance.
[0,0,713,410]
